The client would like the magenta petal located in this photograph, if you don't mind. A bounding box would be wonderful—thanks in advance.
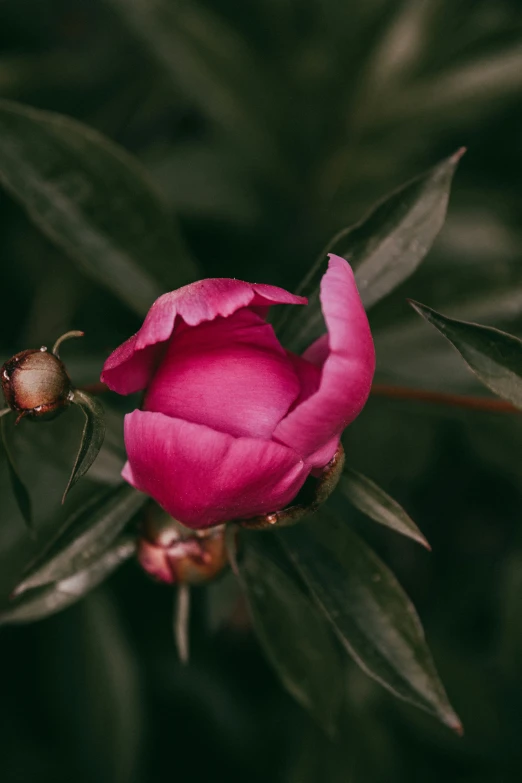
[285,352,321,410]
[101,278,306,394]
[273,255,375,461]
[307,436,340,471]
[144,309,300,439]
[302,334,329,367]
[101,335,166,395]
[122,411,310,528]
[121,460,136,485]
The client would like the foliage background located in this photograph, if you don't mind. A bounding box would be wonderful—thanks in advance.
[1,0,522,781]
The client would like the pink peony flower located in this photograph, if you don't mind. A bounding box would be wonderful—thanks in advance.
[101,254,375,529]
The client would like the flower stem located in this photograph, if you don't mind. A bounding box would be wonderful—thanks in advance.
[371,384,519,414]
[174,583,191,665]
[79,379,518,415]
[79,382,109,395]
[52,330,84,358]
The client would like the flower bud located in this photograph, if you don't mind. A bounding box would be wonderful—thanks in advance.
[137,505,228,585]
[1,348,72,422]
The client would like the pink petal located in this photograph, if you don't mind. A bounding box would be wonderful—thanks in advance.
[285,351,321,410]
[307,436,341,471]
[122,410,310,528]
[273,255,375,461]
[302,334,329,367]
[101,278,306,394]
[144,309,300,439]
[101,334,166,395]
[137,539,174,584]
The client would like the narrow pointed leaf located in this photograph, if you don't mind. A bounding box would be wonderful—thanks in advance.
[1,415,33,531]
[277,150,463,353]
[0,537,136,624]
[339,467,430,549]
[238,535,343,734]
[350,149,464,310]
[63,389,106,503]
[14,484,146,595]
[0,99,197,316]
[410,301,522,409]
[23,488,112,578]
[278,517,462,732]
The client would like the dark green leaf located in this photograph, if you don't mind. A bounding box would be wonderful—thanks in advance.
[0,98,197,316]
[63,389,106,503]
[352,148,460,310]
[53,590,144,783]
[238,535,343,734]
[0,536,135,624]
[279,516,461,732]
[23,488,117,575]
[339,467,430,549]
[105,0,277,162]
[410,300,522,408]
[150,142,260,223]
[86,403,126,486]
[277,151,463,353]
[14,484,146,595]
[1,415,33,532]
[206,571,242,633]
[375,47,522,128]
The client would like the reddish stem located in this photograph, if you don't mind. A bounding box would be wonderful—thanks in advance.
[79,381,109,395]
[79,379,518,416]
[371,384,519,414]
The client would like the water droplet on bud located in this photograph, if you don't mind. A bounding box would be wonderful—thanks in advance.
[1,348,72,421]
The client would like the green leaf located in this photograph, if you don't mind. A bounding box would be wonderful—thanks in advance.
[0,98,197,316]
[0,415,33,532]
[410,301,522,408]
[14,484,146,596]
[51,590,144,783]
[350,149,463,309]
[238,535,343,734]
[0,536,135,624]
[105,0,277,162]
[63,389,106,503]
[375,47,522,128]
[206,571,242,633]
[276,151,463,353]
[279,516,462,732]
[339,467,430,549]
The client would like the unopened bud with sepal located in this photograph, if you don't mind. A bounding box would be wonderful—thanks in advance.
[0,331,83,423]
[1,348,72,422]
[138,504,228,585]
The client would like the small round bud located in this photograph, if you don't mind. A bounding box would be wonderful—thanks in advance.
[138,505,228,585]
[1,348,72,421]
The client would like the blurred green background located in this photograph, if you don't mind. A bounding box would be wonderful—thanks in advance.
[2,0,522,781]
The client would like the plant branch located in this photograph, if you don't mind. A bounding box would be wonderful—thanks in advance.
[79,379,519,415]
[371,384,519,414]
[79,382,109,395]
